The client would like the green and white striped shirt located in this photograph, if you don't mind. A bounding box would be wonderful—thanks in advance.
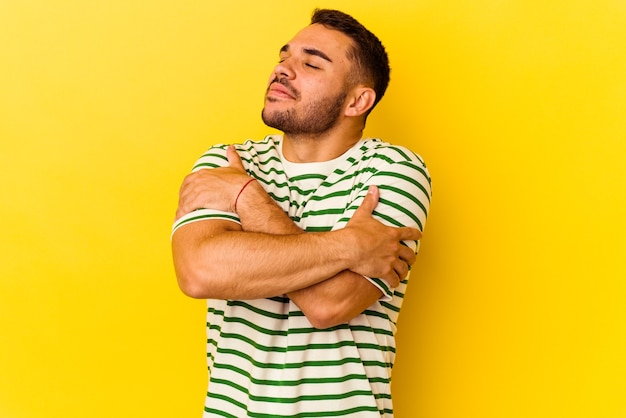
[172,135,431,417]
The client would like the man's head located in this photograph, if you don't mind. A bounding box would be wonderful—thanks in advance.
[262,9,390,137]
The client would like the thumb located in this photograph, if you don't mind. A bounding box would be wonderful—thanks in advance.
[226,145,245,172]
[355,185,379,216]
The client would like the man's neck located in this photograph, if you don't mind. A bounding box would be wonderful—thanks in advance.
[282,126,363,163]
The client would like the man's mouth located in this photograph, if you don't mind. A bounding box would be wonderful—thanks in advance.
[267,78,299,100]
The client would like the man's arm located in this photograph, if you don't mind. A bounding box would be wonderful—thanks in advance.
[236,181,410,329]
[172,179,416,299]
[172,146,419,325]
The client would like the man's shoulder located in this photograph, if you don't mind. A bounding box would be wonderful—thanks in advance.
[207,134,281,154]
[359,138,428,168]
[192,135,282,170]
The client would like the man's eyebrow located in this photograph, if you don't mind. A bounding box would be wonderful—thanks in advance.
[279,44,333,63]
[303,48,333,63]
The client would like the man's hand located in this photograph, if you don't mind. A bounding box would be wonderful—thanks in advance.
[176,146,250,220]
[343,185,422,287]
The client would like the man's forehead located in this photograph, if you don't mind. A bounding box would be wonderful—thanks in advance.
[281,24,353,60]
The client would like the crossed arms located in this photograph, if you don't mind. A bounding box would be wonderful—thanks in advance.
[171,146,422,328]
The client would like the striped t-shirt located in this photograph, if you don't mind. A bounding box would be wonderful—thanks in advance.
[172,135,432,417]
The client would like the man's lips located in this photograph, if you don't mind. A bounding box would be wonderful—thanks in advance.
[267,82,297,100]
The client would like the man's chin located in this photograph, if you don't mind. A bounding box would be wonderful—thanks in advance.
[261,110,283,131]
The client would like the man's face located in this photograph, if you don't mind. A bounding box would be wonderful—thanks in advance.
[262,24,355,136]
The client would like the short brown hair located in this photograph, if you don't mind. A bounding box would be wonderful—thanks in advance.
[311,9,390,114]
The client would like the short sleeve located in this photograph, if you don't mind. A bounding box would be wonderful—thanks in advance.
[170,144,242,238]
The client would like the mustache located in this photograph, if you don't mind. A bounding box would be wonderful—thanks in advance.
[269,77,300,99]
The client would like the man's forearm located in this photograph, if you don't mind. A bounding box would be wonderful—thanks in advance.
[236,180,302,235]
[172,180,356,300]
[172,222,354,300]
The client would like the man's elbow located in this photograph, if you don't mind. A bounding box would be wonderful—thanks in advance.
[303,304,353,330]
[176,273,208,299]
[307,314,344,330]
[174,263,216,299]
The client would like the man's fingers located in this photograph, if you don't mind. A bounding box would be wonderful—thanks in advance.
[355,185,379,216]
[399,244,417,266]
[399,226,422,242]
[387,272,401,289]
[227,145,245,172]
[394,261,409,283]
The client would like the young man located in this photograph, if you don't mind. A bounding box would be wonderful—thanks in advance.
[172,9,432,417]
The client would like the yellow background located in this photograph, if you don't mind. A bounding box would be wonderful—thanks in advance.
[1,1,625,417]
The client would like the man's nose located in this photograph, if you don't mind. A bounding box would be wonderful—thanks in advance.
[274,59,295,80]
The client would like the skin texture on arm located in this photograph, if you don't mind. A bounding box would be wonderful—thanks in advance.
[236,179,399,329]
[172,146,420,327]
[172,218,364,300]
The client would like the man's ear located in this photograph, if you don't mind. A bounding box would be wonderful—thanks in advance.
[344,87,376,117]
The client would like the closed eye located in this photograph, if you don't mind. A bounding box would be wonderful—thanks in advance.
[305,63,320,69]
